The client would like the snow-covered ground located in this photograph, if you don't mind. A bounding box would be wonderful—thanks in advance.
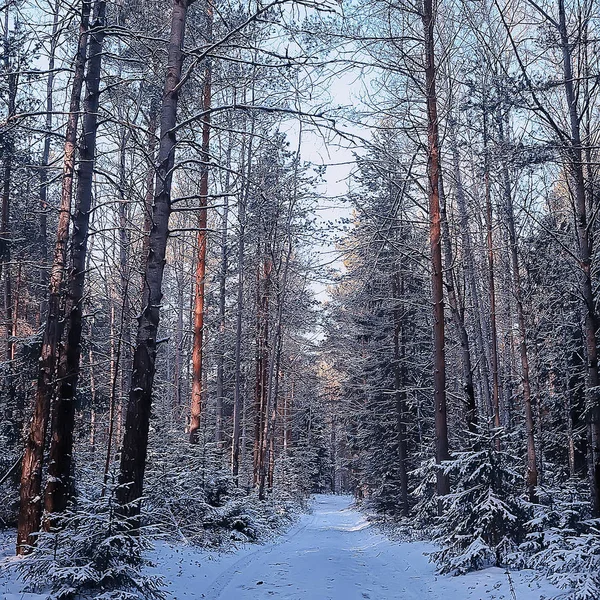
[1,495,560,599]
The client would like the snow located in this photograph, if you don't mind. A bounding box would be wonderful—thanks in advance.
[1,495,560,599]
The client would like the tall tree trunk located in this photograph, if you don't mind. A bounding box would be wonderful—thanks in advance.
[173,268,184,411]
[260,231,294,499]
[439,170,478,435]
[117,0,193,525]
[254,257,271,486]
[44,0,107,519]
[118,130,132,434]
[215,103,233,447]
[482,101,502,434]
[497,112,537,501]
[1,3,17,362]
[423,0,450,503]
[142,97,159,280]
[392,269,409,515]
[449,122,493,421]
[556,0,600,515]
[189,1,212,442]
[231,115,253,479]
[39,0,60,323]
[17,0,91,554]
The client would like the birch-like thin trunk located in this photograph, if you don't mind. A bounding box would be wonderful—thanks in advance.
[449,123,493,422]
[482,102,502,435]
[497,113,537,501]
[392,269,409,515]
[557,0,600,515]
[439,170,478,435]
[231,119,252,479]
[38,0,60,323]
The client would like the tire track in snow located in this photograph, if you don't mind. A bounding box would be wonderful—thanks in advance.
[201,510,318,600]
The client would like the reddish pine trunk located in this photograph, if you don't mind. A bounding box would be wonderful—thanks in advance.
[423,0,450,503]
[17,0,91,554]
[44,0,107,520]
[190,15,212,442]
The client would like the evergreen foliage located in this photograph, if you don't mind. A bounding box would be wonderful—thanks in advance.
[15,484,164,600]
[431,434,529,574]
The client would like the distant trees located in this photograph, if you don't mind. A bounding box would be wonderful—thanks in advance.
[322,0,600,584]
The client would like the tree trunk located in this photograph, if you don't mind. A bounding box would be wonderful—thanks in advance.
[189,2,212,442]
[497,113,537,501]
[482,102,502,434]
[118,130,132,434]
[142,98,159,282]
[557,0,600,515]
[1,4,17,362]
[232,116,253,479]
[38,0,60,324]
[439,170,478,436]
[44,0,107,520]
[17,0,91,554]
[449,121,493,422]
[260,234,293,499]
[422,0,450,503]
[117,0,192,526]
[173,268,184,411]
[392,270,409,516]
[254,257,271,486]
[215,101,233,447]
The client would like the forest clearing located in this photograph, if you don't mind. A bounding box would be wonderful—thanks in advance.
[2,0,600,598]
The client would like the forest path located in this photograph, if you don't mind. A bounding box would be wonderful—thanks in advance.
[0,495,560,599]
[152,494,558,600]
[201,494,423,600]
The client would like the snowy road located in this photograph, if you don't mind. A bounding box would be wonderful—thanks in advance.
[152,494,559,600]
[0,495,559,599]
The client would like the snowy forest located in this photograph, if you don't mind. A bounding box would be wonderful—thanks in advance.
[1,0,600,598]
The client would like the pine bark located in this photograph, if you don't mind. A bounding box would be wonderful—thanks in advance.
[117,0,193,525]
[190,10,212,442]
[423,0,450,502]
[44,0,107,519]
[17,0,91,553]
